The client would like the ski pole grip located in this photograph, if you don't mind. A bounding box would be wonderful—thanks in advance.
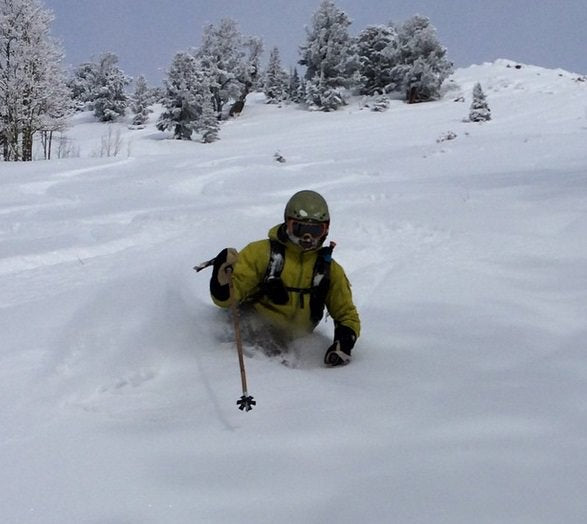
[193,256,217,272]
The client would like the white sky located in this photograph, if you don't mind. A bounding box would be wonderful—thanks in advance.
[45,0,586,84]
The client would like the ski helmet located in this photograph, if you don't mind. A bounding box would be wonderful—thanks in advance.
[284,190,330,250]
[284,190,330,222]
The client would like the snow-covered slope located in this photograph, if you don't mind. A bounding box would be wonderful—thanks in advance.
[1,61,586,523]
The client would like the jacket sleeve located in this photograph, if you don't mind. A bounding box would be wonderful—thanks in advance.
[210,240,269,308]
[325,260,361,338]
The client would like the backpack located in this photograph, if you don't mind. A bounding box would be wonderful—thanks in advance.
[258,239,335,326]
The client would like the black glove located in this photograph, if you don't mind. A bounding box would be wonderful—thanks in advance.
[324,325,356,366]
[263,277,289,305]
[210,248,238,301]
[216,248,238,286]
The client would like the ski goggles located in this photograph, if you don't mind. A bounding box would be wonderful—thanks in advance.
[287,218,329,239]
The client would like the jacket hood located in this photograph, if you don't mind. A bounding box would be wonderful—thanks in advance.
[268,223,287,243]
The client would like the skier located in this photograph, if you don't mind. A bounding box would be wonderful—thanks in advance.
[210,190,360,366]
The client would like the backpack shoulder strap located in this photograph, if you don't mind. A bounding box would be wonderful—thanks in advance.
[314,241,335,283]
[309,241,336,325]
[257,239,289,305]
[254,239,335,316]
[265,239,285,281]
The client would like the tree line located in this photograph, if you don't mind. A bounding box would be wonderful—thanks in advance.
[1,0,454,161]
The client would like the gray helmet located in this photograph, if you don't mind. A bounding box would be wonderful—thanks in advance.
[284,190,330,223]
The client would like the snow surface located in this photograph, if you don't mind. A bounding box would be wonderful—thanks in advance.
[1,60,586,523]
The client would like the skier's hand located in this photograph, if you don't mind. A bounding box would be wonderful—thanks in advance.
[324,342,351,366]
[263,277,289,305]
[324,325,356,366]
[217,248,239,286]
[210,248,239,302]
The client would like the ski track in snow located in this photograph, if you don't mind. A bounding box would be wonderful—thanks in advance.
[1,61,587,523]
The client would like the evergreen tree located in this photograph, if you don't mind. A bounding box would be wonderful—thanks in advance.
[392,15,453,103]
[197,89,220,143]
[0,0,70,161]
[298,0,358,111]
[243,36,264,92]
[157,52,201,140]
[92,52,130,122]
[356,24,399,95]
[469,82,491,122]
[188,19,263,118]
[195,18,246,118]
[192,67,219,143]
[263,47,289,104]
[67,62,98,111]
[288,67,302,103]
[130,75,153,127]
[296,75,307,104]
[157,52,219,142]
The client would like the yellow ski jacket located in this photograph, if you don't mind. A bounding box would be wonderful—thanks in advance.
[212,224,360,339]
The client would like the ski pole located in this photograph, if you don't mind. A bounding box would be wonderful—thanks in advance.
[193,256,216,272]
[226,267,256,412]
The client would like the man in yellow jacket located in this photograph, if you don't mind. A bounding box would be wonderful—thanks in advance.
[210,190,360,366]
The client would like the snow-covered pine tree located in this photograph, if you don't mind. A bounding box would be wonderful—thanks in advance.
[157,52,220,142]
[243,36,264,93]
[392,15,453,103]
[0,0,70,161]
[356,24,399,95]
[157,52,201,140]
[297,77,307,104]
[197,94,220,143]
[288,68,302,103]
[263,47,289,104]
[469,82,491,122]
[67,62,98,111]
[193,71,220,143]
[92,53,131,122]
[298,0,358,111]
[369,93,390,112]
[195,18,246,118]
[130,75,153,127]
[150,86,164,104]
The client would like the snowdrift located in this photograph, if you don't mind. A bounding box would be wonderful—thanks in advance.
[1,61,586,523]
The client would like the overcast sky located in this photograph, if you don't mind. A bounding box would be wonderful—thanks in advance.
[44,0,586,84]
